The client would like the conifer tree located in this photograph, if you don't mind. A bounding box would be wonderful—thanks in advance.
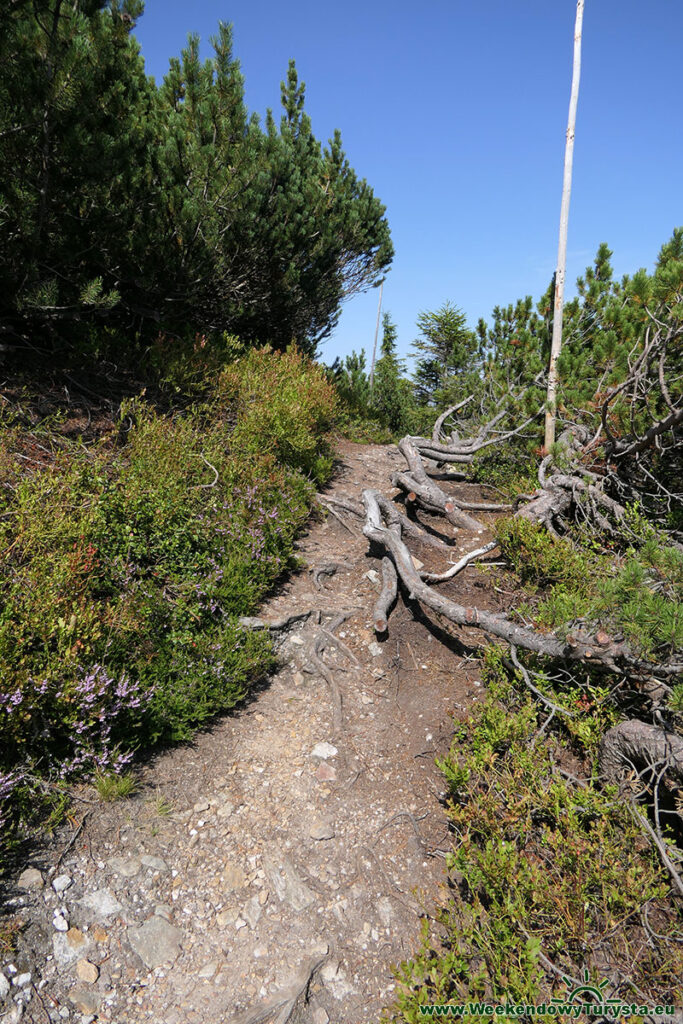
[0,9,393,358]
[411,302,479,407]
[370,313,414,434]
[0,0,154,348]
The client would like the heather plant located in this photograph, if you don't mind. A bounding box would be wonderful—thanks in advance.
[0,349,331,851]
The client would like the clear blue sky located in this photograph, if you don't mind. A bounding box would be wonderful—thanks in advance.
[133,1,683,366]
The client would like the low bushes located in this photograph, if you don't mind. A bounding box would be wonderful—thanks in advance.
[0,346,337,852]
[497,516,683,663]
[387,665,683,1022]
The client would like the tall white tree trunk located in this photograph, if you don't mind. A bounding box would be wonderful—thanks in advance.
[369,278,384,391]
[544,0,585,449]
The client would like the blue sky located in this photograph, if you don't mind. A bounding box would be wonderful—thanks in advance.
[133,1,683,366]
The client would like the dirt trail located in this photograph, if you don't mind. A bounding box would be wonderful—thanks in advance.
[5,442,494,1024]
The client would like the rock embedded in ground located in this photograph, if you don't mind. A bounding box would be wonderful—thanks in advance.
[17,868,44,891]
[140,854,169,873]
[107,856,141,878]
[51,874,72,894]
[242,895,262,929]
[75,960,99,984]
[311,742,338,760]
[262,853,315,911]
[197,961,218,979]
[53,912,69,932]
[68,986,100,1014]
[216,907,238,929]
[52,930,92,967]
[221,862,247,891]
[78,888,124,921]
[127,915,182,969]
[0,973,10,1000]
[309,819,335,841]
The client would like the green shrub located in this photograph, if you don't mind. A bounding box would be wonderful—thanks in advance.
[0,348,332,850]
[218,345,338,483]
[387,677,683,1021]
[498,518,682,663]
[496,516,596,591]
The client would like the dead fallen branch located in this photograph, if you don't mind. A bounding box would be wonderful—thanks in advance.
[421,540,498,584]
[392,439,486,532]
[626,799,683,901]
[362,487,639,675]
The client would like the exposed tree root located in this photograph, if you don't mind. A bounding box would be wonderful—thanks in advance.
[599,720,683,789]
[363,487,633,673]
[229,953,328,1024]
[312,560,354,589]
[304,610,358,738]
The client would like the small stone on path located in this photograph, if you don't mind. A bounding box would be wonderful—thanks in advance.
[311,742,337,760]
[315,763,337,782]
[0,973,10,1000]
[52,873,72,893]
[53,913,69,932]
[309,819,335,841]
[216,908,238,928]
[197,961,218,979]
[242,895,262,929]
[75,960,99,984]
[127,915,182,969]
[17,868,43,891]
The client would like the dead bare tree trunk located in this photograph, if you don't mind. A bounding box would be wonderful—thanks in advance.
[369,278,384,392]
[544,0,585,450]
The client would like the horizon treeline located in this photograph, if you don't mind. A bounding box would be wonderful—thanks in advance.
[0,0,392,360]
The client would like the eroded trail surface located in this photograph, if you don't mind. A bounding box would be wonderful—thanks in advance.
[7,442,502,1024]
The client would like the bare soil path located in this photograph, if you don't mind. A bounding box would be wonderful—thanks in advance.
[4,442,496,1024]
